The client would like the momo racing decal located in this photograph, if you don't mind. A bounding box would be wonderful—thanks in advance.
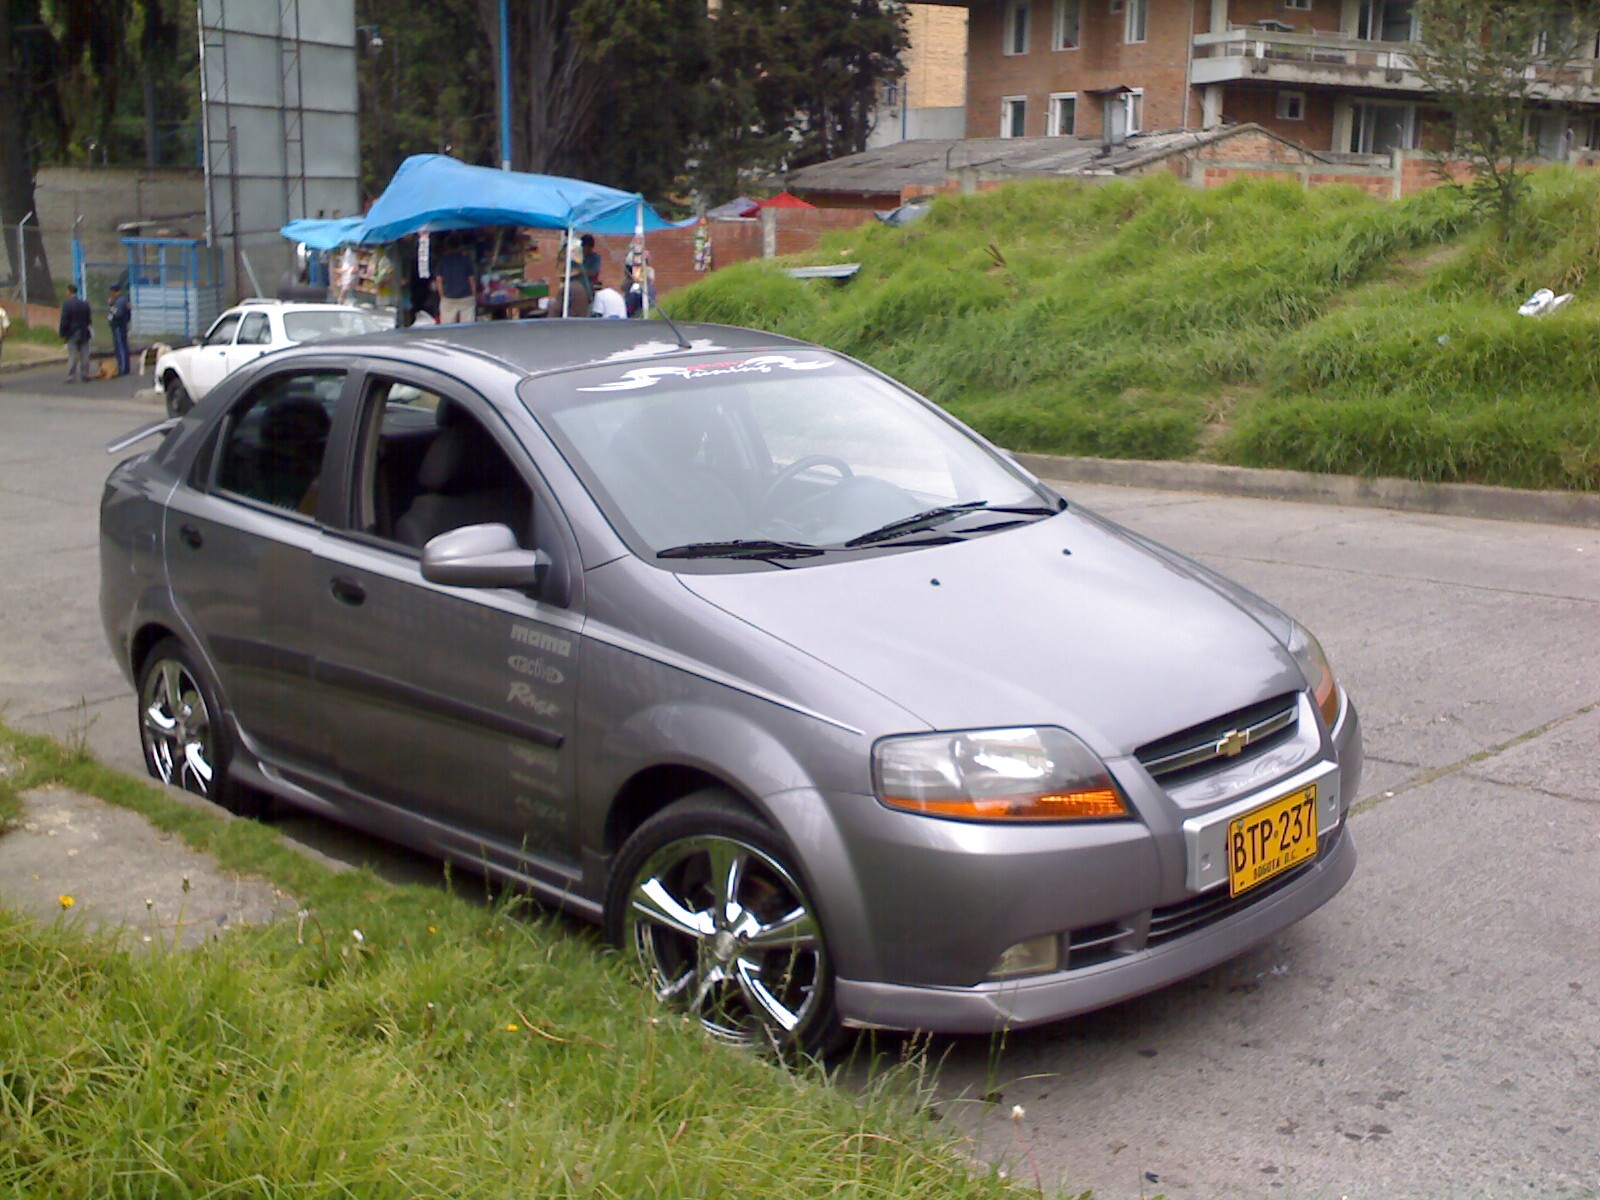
[575,354,831,392]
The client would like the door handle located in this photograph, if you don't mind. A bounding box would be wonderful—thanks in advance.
[330,577,366,606]
[179,524,203,549]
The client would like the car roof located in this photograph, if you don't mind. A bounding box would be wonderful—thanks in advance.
[223,301,374,316]
[297,319,817,380]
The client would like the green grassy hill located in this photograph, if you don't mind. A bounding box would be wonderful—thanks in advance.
[664,169,1600,491]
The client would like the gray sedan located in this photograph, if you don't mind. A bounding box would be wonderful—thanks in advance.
[100,320,1361,1053]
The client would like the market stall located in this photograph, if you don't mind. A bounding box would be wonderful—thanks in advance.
[282,155,685,322]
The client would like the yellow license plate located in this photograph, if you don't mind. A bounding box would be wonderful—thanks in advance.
[1227,785,1319,897]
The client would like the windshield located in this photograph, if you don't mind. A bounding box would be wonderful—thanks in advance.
[533,352,1051,562]
[283,310,387,343]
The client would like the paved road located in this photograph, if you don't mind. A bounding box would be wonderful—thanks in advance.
[2,364,1596,1199]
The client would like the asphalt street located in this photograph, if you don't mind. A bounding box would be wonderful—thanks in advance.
[1,362,1596,1199]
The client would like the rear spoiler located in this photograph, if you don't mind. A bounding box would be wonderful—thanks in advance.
[106,417,179,455]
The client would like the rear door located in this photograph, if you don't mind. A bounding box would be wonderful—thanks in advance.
[311,365,585,873]
[163,363,351,775]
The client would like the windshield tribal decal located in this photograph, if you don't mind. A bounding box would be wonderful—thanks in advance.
[576,354,831,392]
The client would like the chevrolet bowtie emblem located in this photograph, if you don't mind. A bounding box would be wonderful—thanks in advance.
[1216,729,1249,758]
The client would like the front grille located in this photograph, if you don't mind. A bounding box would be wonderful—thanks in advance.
[1136,694,1299,784]
[1063,824,1343,970]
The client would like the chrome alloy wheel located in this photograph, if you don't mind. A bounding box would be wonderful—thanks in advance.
[140,657,216,797]
[625,834,825,1046]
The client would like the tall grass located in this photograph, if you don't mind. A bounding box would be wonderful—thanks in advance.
[666,168,1600,489]
[0,729,1026,1200]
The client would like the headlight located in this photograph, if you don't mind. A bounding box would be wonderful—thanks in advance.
[873,727,1128,822]
[1287,621,1340,729]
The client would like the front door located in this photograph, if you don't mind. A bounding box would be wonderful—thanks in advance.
[188,311,242,396]
[312,369,583,873]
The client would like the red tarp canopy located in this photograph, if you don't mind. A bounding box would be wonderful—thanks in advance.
[738,191,818,217]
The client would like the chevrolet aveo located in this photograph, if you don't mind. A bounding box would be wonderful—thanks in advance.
[101,320,1361,1054]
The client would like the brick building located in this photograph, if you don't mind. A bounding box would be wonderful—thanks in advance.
[958,0,1600,156]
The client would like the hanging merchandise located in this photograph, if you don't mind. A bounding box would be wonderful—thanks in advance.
[692,216,712,272]
[417,231,431,279]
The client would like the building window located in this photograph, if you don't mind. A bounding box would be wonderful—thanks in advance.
[1053,0,1081,49]
[1124,0,1147,43]
[1004,0,1031,55]
[1357,0,1416,43]
[1048,93,1077,135]
[1277,90,1306,120]
[1126,88,1143,133]
[1284,0,1311,10]
[1001,96,1028,138]
[881,81,900,110]
[1350,100,1417,153]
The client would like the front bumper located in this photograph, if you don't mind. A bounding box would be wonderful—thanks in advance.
[836,821,1356,1034]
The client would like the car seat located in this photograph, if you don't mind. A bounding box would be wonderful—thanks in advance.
[605,402,752,549]
[256,394,332,512]
[395,398,530,548]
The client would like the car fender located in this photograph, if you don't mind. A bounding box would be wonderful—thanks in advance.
[154,348,198,395]
[583,697,881,979]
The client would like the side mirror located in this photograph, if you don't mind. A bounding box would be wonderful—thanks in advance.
[420,523,550,591]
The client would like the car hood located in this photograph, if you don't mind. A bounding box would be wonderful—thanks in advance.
[676,510,1306,757]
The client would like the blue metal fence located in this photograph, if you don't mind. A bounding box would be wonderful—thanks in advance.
[122,237,225,342]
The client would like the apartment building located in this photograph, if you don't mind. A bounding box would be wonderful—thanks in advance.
[962,0,1600,156]
[869,4,971,147]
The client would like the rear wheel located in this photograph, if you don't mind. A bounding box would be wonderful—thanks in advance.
[605,791,843,1057]
[136,637,260,815]
[164,374,192,417]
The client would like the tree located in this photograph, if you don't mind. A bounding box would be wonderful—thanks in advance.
[1,0,59,301]
[1413,0,1600,233]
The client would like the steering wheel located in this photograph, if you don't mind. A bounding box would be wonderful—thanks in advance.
[761,455,854,512]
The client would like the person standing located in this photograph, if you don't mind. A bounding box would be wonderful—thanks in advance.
[108,283,132,376]
[434,239,478,324]
[59,285,93,384]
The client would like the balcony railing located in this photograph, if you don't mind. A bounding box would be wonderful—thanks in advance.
[1193,27,1418,77]
[1192,26,1600,98]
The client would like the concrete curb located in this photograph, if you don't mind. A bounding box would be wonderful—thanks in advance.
[1013,452,1600,530]
[0,351,68,374]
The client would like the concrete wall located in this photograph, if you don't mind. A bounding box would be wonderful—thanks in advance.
[868,104,969,148]
[520,208,880,302]
[33,166,206,283]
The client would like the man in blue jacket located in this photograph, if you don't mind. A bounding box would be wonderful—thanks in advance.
[108,283,132,375]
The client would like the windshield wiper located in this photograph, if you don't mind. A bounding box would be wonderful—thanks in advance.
[845,501,1061,548]
[656,539,824,561]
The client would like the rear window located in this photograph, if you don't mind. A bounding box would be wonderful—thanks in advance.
[283,310,387,343]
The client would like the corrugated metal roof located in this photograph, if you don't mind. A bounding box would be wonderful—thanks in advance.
[784,125,1327,195]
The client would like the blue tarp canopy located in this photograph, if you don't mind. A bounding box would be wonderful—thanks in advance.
[281,216,366,250]
[357,154,684,242]
[280,156,685,248]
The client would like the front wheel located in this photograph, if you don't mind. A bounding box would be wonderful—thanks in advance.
[164,375,192,418]
[605,791,843,1057]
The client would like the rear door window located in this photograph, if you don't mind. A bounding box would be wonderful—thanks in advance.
[214,370,345,516]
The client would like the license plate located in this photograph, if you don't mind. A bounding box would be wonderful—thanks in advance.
[1227,785,1319,897]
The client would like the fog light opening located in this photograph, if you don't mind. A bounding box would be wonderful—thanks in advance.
[987,934,1061,981]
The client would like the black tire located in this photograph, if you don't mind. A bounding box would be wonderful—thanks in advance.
[164,374,192,418]
[135,637,262,816]
[605,790,844,1058]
